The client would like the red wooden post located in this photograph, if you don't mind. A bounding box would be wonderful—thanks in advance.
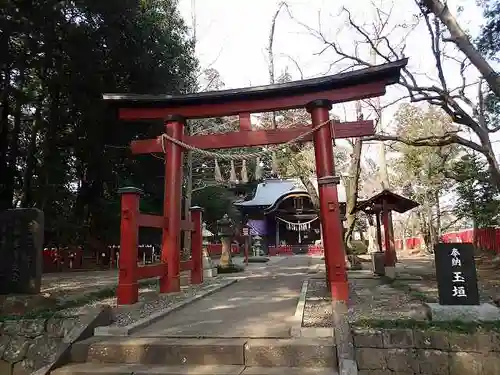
[160,115,185,294]
[190,206,203,284]
[116,187,142,305]
[375,213,383,252]
[307,99,349,303]
[382,200,396,278]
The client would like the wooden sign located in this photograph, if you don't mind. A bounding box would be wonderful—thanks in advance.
[434,243,480,306]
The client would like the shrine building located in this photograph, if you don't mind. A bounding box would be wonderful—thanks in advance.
[234,177,348,253]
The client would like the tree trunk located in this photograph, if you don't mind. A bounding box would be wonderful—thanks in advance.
[418,209,430,253]
[367,215,379,253]
[267,2,286,177]
[0,69,12,209]
[421,0,500,99]
[21,106,42,208]
[38,84,61,211]
[402,221,408,251]
[344,140,363,248]
[344,101,364,249]
[434,190,442,241]
[6,67,25,208]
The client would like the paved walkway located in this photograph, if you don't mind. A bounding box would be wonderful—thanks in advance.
[134,256,313,338]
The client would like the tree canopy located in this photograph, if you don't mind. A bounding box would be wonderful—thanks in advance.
[0,0,198,247]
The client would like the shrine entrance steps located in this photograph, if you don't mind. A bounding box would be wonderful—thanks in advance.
[52,256,339,375]
[53,337,337,375]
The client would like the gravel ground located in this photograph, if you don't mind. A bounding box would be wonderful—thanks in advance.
[42,269,120,301]
[301,277,424,327]
[347,278,423,322]
[398,255,500,304]
[302,279,333,328]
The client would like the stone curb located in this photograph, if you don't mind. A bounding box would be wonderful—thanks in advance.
[33,305,113,375]
[290,280,308,337]
[333,302,358,375]
[299,327,335,338]
[94,279,238,337]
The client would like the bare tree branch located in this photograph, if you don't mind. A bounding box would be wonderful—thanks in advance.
[279,53,304,79]
[284,0,500,187]
[363,132,484,154]
[419,0,500,98]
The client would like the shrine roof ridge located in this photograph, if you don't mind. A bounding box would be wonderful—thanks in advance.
[354,189,419,214]
[102,59,408,108]
[234,177,347,211]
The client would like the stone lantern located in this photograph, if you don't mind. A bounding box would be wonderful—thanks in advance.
[202,223,217,278]
[252,235,263,257]
[217,214,234,268]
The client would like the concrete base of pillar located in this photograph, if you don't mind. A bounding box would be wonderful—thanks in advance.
[371,252,385,276]
[385,266,396,279]
[202,248,217,278]
[203,267,218,278]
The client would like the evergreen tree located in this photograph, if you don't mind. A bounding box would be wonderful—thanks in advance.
[0,0,198,247]
[452,154,500,228]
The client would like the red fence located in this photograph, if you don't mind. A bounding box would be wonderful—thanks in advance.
[267,245,325,256]
[395,227,500,253]
[306,245,325,256]
[117,188,203,305]
[43,248,84,272]
[268,245,293,256]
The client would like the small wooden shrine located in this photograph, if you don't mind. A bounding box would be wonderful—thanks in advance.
[354,189,419,276]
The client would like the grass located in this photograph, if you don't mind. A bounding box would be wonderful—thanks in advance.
[0,278,159,322]
[352,318,500,333]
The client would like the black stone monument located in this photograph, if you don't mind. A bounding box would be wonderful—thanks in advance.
[0,209,43,294]
[434,242,480,306]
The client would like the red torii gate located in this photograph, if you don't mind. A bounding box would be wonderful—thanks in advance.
[105,59,407,304]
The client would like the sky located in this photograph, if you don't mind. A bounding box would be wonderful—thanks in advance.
[176,0,498,165]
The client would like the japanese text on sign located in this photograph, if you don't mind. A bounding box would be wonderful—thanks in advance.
[434,243,479,306]
[450,248,467,298]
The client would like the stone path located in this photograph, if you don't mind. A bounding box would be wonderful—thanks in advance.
[134,256,312,338]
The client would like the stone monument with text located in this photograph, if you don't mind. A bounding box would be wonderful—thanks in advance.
[0,209,44,294]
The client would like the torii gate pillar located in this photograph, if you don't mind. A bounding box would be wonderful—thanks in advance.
[160,115,185,293]
[307,99,348,302]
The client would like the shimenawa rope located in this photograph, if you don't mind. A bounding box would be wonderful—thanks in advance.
[157,117,334,161]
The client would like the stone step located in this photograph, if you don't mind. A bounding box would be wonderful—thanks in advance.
[69,337,337,367]
[51,363,244,375]
[52,363,339,375]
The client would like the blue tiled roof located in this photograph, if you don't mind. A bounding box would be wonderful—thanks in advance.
[234,177,346,208]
